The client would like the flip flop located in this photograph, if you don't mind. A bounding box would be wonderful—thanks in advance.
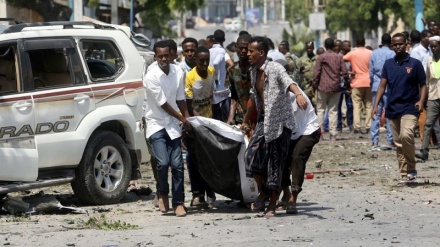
[263,210,276,218]
[275,200,288,211]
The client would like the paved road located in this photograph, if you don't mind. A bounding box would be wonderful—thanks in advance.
[3,132,440,247]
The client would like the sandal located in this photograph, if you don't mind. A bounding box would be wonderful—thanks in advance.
[263,210,276,217]
[275,200,288,211]
[286,202,298,214]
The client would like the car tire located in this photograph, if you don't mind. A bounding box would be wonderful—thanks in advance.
[71,131,132,205]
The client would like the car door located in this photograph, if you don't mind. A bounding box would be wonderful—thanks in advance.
[22,38,94,169]
[0,42,38,181]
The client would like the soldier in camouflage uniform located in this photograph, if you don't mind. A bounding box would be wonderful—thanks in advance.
[299,41,318,109]
[227,34,253,126]
[279,41,302,84]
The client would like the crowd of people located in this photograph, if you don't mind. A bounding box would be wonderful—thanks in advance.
[142,20,437,217]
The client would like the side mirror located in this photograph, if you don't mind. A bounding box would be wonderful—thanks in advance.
[131,32,151,48]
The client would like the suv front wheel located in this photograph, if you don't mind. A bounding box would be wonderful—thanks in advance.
[72,131,132,205]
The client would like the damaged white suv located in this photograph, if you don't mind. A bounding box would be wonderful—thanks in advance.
[0,21,149,204]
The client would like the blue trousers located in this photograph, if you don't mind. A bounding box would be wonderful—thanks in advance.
[148,129,184,206]
[337,91,353,130]
[370,92,393,145]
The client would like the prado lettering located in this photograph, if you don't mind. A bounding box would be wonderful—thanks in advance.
[0,121,69,139]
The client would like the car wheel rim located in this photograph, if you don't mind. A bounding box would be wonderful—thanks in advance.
[94,146,124,192]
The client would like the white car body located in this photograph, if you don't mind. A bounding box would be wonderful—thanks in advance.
[0,22,149,204]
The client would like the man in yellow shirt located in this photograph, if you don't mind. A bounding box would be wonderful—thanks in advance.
[185,46,215,118]
[185,46,216,207]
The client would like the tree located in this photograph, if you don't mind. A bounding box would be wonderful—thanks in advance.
[325,0,386,40]
[325,0,440,39]
[285,0,310,25]
[138,1,175,38]
[423,0,440,24]
[282,23,315,56]
[133,0,204,38]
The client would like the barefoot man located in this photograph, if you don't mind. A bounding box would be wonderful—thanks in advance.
[242,36,307,217]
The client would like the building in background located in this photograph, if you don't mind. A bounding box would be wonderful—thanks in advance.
[198,0,237,23]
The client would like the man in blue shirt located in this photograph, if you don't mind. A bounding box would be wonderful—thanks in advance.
[371,33,427,182]
[369,33,395,147]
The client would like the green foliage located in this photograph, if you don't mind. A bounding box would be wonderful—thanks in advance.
[282,1,314,56]
[325,0,440,35]
[86,0,100,8]
[282,25,315,56]
[168,0,205,13]
[139,8,176,38]
[424,1,440,22]
[135,0,204,38]
[82,214,138,231]
[285,0,310,25]
[325,0,386,38]
[61,215,138,230]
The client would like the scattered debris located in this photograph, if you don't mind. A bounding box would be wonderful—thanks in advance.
[1,195,86,215]
[368,145,396,152]
[26,196,86,214]
[233,215,251,220]
[2,197,29,215]
[289,238,313,242]
[306,168,366,175]
[423,200,439,205]
[362,213,375,220]
[136,241,153,246]
[93,207,111,213]
[315,160,323,168]
[128,186,152,197]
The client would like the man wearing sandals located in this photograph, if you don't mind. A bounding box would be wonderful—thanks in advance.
[241,36,307,217]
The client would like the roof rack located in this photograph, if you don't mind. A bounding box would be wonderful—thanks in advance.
[0,18,21,24]
[2,21,116,34]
